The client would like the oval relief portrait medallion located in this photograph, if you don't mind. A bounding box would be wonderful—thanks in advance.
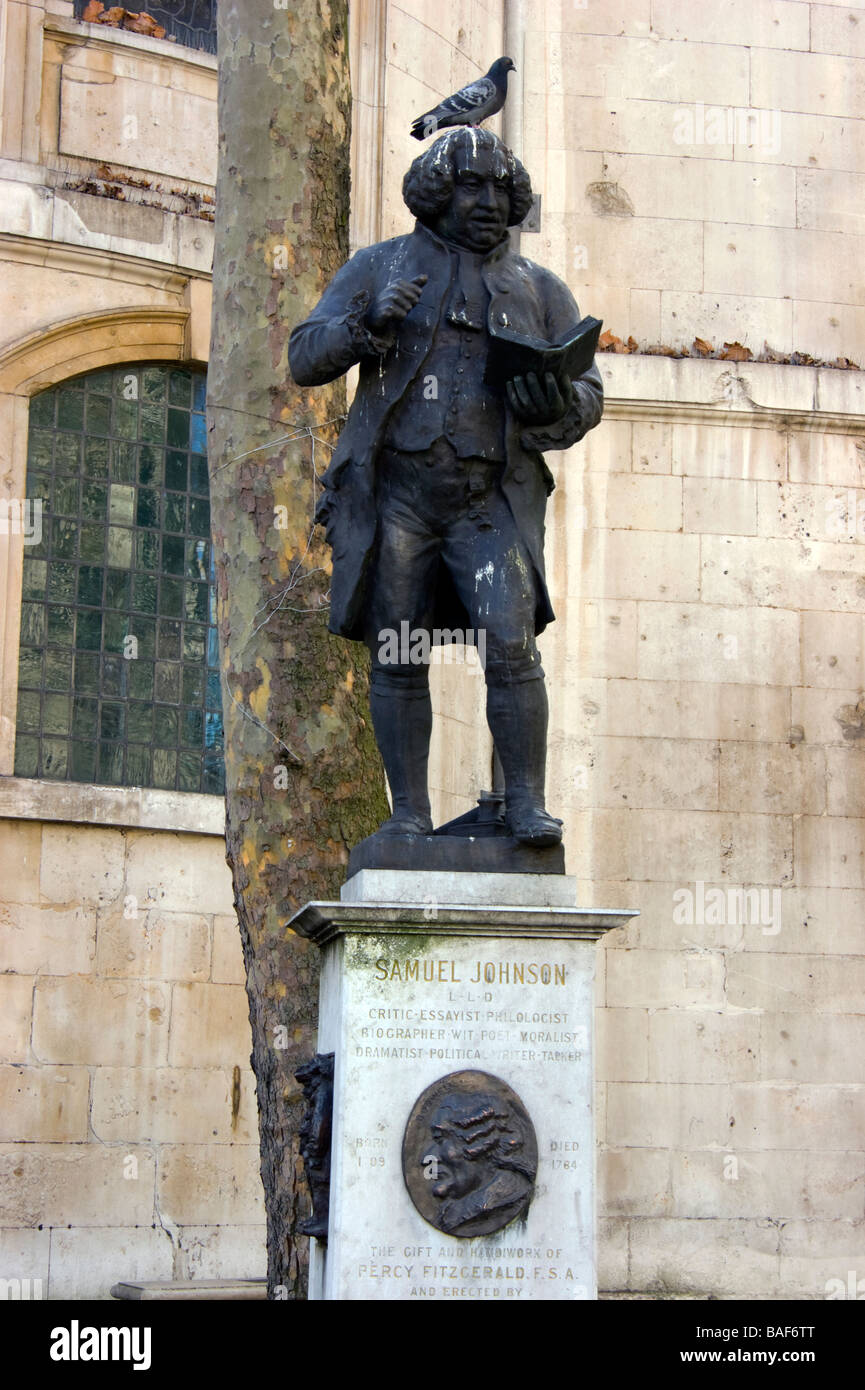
[402,1069,538,1238]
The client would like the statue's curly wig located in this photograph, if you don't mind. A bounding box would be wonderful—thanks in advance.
[402,128,533,229]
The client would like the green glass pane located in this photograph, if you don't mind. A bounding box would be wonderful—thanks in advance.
[42,738,68,780]
[183,626,205,663]
[112,369,135,396]
[20,603,45,644]
[181,708,203,748]
[135,530,159,571]
[113,398,138,440]
[103,611,128,650]
[185,582,208,623]
[27,428,54,469]
[164,494,186,533]
[136,488,159,528]
[14,735,39,778]
[139,402,165,444]
[46,606,74,646]
[128,660,153,700]
[83,438,110,479]
[72,696,98,738]
[54,478,79,516]
[154,707,178,746]
[154,662,180,703]
[104,569,130,609]
[127,703,153,742]
[152,746,177,789]
[107,527,133,568]
[162,535,184,575]
[74,653,100,693]
[206,628,219,667]
[189,498,210,537]
[54,435,82,475]
[189,454,209,495]
[77,566,104,606]
[87,370,114,393]
[202,756,225,796]
[132,573,158,614]
[138,445,162,487]
[165,451,187,491]
[18,647,42,687]
[186,539,208,580]
[97,742,123,784]
[22,558,47,599]
[126,745,151,786]
[168,370,192,407]
[160,578,183,617]
[192,375,206,411]
[101,702,125,739]
[140,368,167,403]
[16,689,40,733]
[167,408,190,449]
[48,563,76,603]
[76,609,101,650]
[86,396,112,436]
[57,389,85,432]
[52,517,78,559]
[44,651,73,691]
[102,656,125,697]
[206,671,221,710]
[79,525,104,563]
[81,482,108,520]
[182,667,205,704]
[132,618,156,659]
[68,741,97,782]
[157,620,181,660]
[29,393,55,429]
[110,442,136,483]
[177,750,201,792]
[43,693,71,736]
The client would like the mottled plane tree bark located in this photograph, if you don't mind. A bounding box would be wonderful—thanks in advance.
[207,0,388,1296]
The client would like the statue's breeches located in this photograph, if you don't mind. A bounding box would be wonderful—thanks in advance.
[363,441,544,687]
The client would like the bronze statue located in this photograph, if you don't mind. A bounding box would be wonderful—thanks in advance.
[289,126,603,852]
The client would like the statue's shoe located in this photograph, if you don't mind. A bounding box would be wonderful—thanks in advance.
[375,813,434,837]
[506,803,563,848]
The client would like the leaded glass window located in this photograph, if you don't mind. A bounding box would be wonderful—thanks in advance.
[16,364,225,795]
[73,2,217,55]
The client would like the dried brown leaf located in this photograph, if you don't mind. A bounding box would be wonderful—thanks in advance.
[720,341,753,361]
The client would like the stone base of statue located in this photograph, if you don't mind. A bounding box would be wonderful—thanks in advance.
[289,870,636,1302]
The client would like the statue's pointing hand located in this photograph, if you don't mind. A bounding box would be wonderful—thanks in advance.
[366,274,428,335]
[506,370,574,426]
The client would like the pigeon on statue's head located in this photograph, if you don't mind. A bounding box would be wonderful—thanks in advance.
[410,57,515,141]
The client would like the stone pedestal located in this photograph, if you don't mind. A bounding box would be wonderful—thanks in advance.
[289,872,635,1302]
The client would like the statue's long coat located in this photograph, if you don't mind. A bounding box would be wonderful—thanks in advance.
[289,222,603,640]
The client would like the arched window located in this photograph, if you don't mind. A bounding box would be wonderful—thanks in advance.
[73,2,217,55]
[15,364,224,795]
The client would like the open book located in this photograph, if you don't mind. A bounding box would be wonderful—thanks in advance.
[484,315,603,390]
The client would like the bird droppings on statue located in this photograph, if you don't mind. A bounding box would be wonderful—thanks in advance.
[410,57,515,140]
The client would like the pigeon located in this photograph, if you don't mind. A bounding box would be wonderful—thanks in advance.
[410,57,515,140]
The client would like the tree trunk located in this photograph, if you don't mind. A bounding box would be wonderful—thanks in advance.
[207,0,389,1297]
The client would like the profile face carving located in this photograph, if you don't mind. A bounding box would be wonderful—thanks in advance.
[403,1071,538,1237]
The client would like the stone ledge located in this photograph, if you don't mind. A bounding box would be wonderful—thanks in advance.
[111,1279,266,1301]
[0,776,225,836]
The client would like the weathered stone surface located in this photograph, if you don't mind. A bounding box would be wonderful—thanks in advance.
[96,907,211,982]
[157,1145,265,1226]
[48,1226,174,1302]
[32,977,170,1067]
[167,983,254,1069]
[0,1064,90,1142]
[0,1144,155,1226]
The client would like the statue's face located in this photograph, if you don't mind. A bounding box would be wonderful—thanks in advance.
[427,1119,481,1200]
[433,145,511,251]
